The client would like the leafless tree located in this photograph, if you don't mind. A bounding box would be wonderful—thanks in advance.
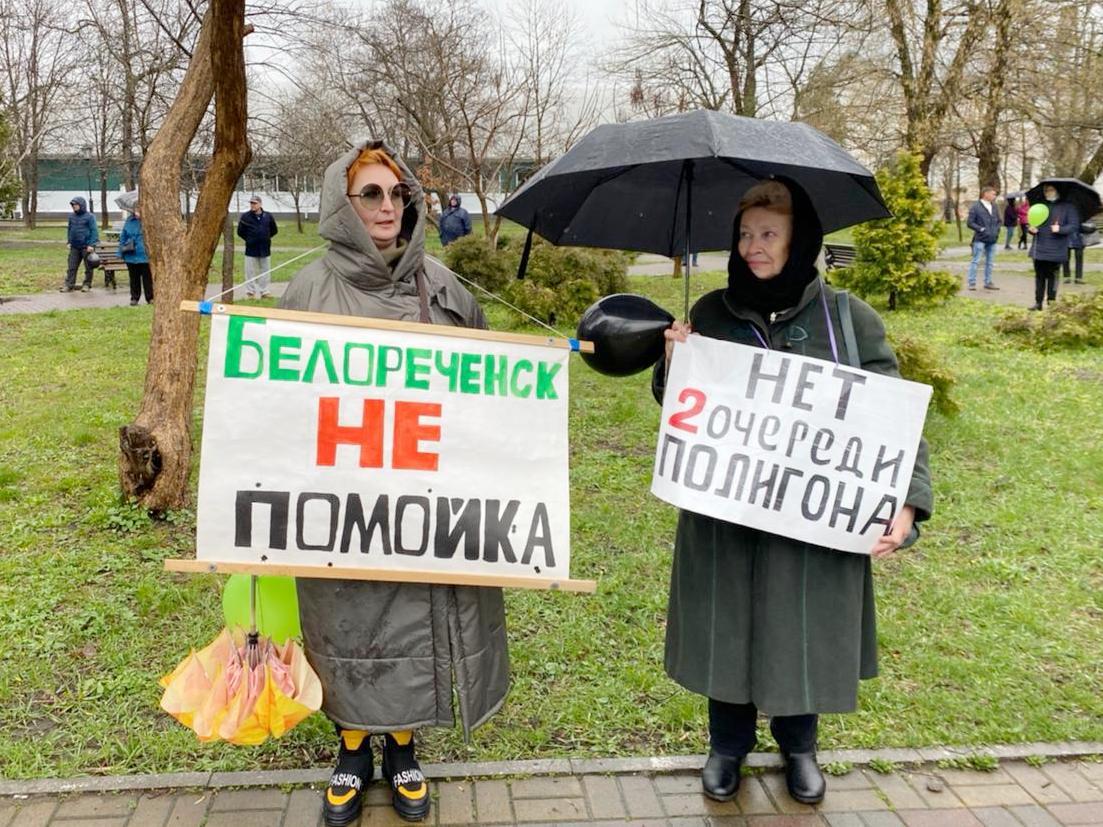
[971,0,1018,189]
[0,0,76,226]
[118,0,252,509]
[1020,0,1103,183]
[881,0,991,177]
[258,88,350,231]
[328,0,529,241]
[603,0,855,121]
[507,0,601,166]
[75,25,120,226]
[77,0,194,189]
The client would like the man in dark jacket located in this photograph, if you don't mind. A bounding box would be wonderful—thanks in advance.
[61,196,100,292]
[438,194,471,246]
[236,194,278,298]
[1028,184,1078,310]
[966,186,1002,291]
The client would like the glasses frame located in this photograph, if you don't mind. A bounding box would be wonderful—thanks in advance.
[347,182,413,211]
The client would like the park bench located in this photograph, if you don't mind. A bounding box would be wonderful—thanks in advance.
[822,242,857,270]
[93,241,126,290]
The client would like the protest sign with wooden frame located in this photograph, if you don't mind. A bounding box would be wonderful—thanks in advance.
[165,301,596,593]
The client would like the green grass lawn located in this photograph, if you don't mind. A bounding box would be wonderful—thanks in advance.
[0,275,1101,779]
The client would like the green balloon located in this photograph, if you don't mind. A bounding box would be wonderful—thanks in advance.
[222,574,302,643]
[1027,203,1050,227]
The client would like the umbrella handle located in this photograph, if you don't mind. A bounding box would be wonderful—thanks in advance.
[684,161,694,321]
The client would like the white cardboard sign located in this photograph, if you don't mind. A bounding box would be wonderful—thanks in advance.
[651,335,931,555]
[195,312,571,582]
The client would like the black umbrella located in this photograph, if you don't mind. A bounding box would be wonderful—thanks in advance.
[497,109,888,318]
[1026,178,1102,221]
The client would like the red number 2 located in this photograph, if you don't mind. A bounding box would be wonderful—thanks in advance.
[669,388,706,433]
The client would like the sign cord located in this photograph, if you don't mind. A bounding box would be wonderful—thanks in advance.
[206,244,328,303]
[206,243,573,342]
[447,269,572,340]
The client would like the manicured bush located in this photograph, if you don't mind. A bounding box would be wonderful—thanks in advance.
[995,291,1103,351]
[890,334,960,416]
[503,242,629,324]
[441,235,510,295]
[832,152,959,309]
[445,235,630,327]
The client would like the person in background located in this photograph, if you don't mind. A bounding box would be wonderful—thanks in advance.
[1017,198,1030,250]
[1027,184,1078,310]
[118,205,152,305]
[1062,204,1085,285]
[438,194,471,246]
[1003,197,1018,250]
[61,196,99,292]
[236,194,278,298]
[966,186,1002,290]
[655,178,932,809]
[280,142,507,826]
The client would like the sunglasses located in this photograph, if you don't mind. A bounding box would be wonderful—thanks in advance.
[347,182,413,210]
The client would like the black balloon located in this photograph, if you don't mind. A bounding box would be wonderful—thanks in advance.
[576,293,675,377]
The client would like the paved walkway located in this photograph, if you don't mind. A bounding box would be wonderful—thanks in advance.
[0,282,288,315]
[2,746,1102,826]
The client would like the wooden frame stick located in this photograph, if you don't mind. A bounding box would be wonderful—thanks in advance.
[180,301,594,353]
[165,558,596,593]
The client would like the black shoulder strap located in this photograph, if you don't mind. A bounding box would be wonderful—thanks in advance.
[836,290,861,368]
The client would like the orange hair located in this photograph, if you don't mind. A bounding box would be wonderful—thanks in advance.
[347,147,403,192]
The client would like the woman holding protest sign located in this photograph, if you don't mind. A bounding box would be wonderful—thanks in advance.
[654,178,933,806]
[279,141,507,826]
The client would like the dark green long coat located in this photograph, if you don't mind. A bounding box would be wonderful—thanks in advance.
[652,279,933,716]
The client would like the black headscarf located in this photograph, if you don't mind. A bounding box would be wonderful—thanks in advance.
[726,177,824,317]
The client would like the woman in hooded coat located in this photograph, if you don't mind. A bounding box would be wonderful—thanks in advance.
[279,141,509,826]
[655,179,933,806]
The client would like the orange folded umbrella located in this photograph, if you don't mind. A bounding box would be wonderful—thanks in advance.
[159,628,322,745]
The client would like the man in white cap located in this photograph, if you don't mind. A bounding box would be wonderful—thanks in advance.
[236,194,278,298]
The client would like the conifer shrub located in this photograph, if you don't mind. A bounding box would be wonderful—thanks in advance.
[890,334,960,416]
[441,235,510,295]
[995,291,1103,351]
[832,152,959,309]
[500,242,628,324]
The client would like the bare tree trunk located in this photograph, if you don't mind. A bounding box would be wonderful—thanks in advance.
[976,0,1014,189]
[99,170,110,229]
[20,156,38,228]
[221,213,235,304]
[119,0,252,510]
[1079,141,1103,185]
[293,191,303,232]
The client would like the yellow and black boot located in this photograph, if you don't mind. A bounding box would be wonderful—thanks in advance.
[382,731,430,821]
[323,730,373,827]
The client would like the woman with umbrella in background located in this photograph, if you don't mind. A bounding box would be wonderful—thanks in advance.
[1026,183,1079,310]
[655,178,933,806]
[118,201,152,305]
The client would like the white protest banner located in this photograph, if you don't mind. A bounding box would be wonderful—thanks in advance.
[651,335,931,555]
[174,304,592,591]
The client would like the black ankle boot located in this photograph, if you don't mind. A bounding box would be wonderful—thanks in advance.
[382,733,431,821]
[323,735,373,827]
[701,750,743,801]
[783,751,825,804]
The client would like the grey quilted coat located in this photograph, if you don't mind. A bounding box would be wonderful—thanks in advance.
[279,140,509,737]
